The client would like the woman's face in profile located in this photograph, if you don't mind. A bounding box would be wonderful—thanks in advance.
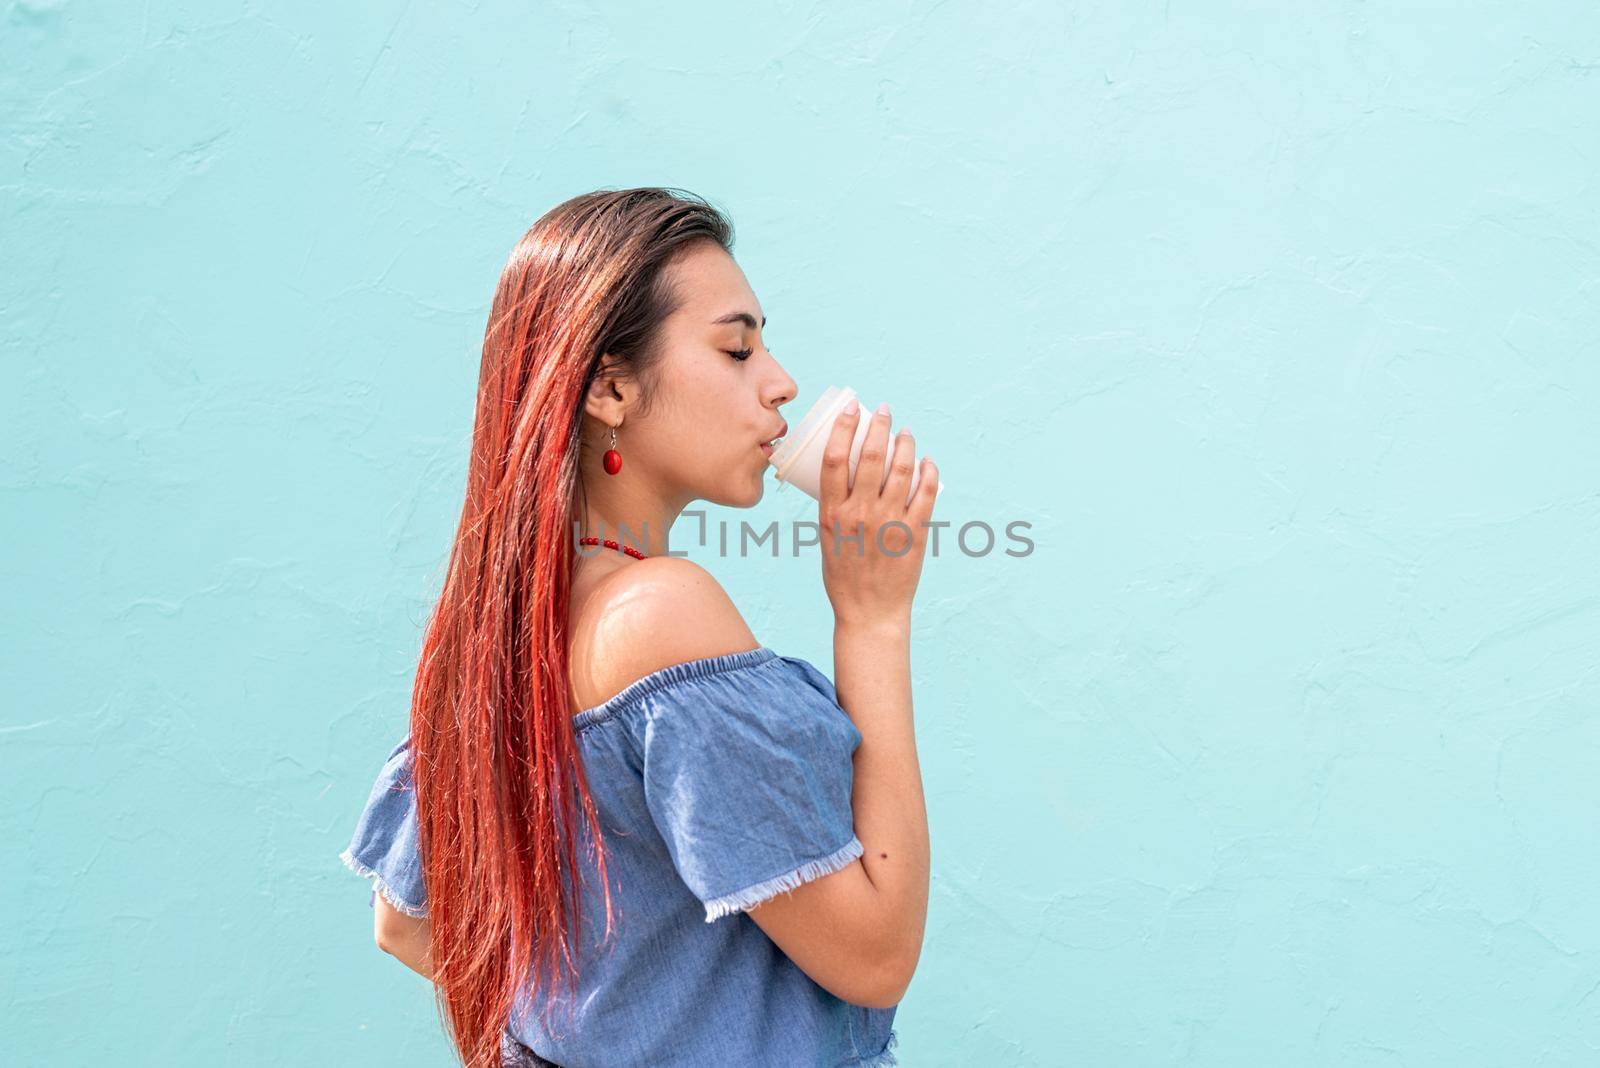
[633,243,798,508]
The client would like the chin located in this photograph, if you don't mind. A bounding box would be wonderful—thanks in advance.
[716,473,764,511]
[731,478,764,508]
[700,476,763,510]
[714,456,768,508]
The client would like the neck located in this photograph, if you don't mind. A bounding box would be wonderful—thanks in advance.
[575,474,687,560]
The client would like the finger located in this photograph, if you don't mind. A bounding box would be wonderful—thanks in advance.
[855,402,893,500]
[882,426,917,511]
[908,456,939,525]
[819,398,861,507]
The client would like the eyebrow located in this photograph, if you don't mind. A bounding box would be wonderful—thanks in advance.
[711,311,766,330]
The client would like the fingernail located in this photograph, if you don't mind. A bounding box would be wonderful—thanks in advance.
[876,402,890,416]
[899,426,912,435]
[843,398,859,414]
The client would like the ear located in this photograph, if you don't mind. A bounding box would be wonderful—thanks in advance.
[584,353,637,427]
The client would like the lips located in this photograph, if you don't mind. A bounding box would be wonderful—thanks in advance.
[759,420,789,454]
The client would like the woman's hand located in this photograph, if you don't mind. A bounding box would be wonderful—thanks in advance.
[818,400,939,629]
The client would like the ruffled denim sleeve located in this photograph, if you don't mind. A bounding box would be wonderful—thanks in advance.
[338,737,428,918]
[635,652,866,924]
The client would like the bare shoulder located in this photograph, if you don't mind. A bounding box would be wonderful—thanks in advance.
[569,557,760,711]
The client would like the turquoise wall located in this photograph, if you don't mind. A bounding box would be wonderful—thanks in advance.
[6,2,1598,1064]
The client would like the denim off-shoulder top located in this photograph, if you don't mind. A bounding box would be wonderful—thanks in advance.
[339,646,900,1068]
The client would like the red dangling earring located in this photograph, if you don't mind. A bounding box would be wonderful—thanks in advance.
[602,424,622,475]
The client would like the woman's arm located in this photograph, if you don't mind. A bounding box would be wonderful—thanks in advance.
[751,400,938,1007]
[374,894,435,980]
[815,401,937,1004]
[832,614,930,1006]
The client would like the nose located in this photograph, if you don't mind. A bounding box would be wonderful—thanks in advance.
[765,352,798,409]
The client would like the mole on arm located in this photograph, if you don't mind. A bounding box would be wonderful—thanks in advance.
[879,853,888,859]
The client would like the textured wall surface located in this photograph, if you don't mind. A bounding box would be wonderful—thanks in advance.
[5,2,1598,1065]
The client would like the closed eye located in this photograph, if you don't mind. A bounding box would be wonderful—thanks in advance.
[727,348,753,361]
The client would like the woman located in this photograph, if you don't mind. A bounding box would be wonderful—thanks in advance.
[339,187,937,1067]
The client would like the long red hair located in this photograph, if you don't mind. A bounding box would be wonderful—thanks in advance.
[408,188,734,1068]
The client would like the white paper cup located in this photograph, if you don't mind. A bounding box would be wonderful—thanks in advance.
[768,385,945,504]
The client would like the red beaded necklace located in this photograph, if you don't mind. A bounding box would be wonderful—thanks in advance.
[577,536,649,561]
